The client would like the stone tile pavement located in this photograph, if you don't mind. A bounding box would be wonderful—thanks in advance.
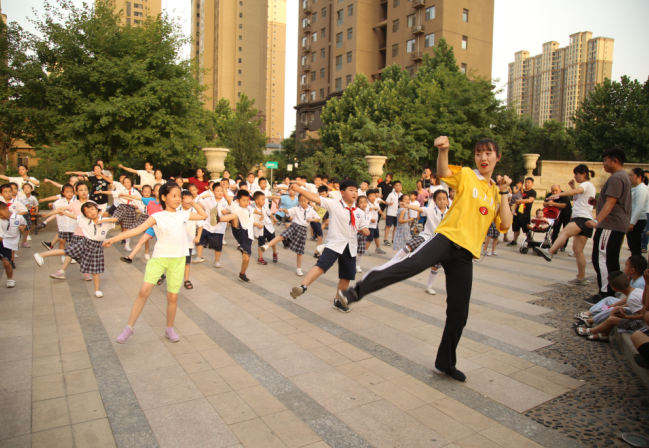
[1,228,617,448]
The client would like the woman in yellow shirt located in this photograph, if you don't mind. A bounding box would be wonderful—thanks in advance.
[337,136,513,382]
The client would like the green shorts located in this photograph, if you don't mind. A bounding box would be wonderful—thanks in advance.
[143,257,185,293]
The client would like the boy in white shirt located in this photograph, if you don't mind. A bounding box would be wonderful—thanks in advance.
[328,180,343,201]
[251,191,279,265]
[0,184,28,216]
[365,189,386,254]
[0,202,26,287]
[287,180,370,312]
[181,191,203,290]
[220,190,255,283]
[195,184,229,267]
[383,180,402,246]
[52,185,78,255]
[358,181,369,197]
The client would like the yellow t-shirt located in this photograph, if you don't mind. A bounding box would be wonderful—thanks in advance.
[435,166,505,258]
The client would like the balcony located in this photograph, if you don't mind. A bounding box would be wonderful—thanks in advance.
[303,4,312,14]
[302,45,312,53]
[301,83,311,91]
[411,52,423,61]
[302,64,311,71]
[373,18,387,29]
[303,24,311,33]
[412,24,425,34]
[412,0,425,7]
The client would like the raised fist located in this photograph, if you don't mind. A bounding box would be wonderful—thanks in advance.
[434,136,450,151]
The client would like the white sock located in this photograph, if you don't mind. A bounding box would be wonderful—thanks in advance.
[427,270,438,289]
[125,238,130,245]
[390,249,408,261]
[357,255,363,265]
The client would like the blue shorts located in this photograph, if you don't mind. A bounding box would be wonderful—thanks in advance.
[367,228,380,241]
[198,230,223,251]
[145,227,156,238]
[385,216,397,227]
[257,228,275,246]
[310,222,323,237]
[231,224,253,255]
[315,245,356,281]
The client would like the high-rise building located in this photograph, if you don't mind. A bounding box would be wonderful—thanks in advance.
[110,0,161,26]
[295,0,494,141]
[507,32,614,127]
[193,0,286,144]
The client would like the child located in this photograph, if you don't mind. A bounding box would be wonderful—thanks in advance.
[328,179,342,201]
[17,183,39,247]
[398,189,450,295]
[355,195,369,273]
[120,183,163,263]
[338,137,513,382]
[195,183,230,267]
[393,194,414,252]
[527,209,549,232]
[220,190,255,282]
[261,194,320,276]
[0,184,28,217]
[251,191,279,265]
[101,176,143,251]
[365,189,386,254]
[408,192,420,229]
[483,222,500,256]
[286,180,370,312]
[106,184,206,343]
[0,202,26,288]
[358,181,369,197]
[181,191,203,289]
[383,180,402,246]
[34,202,119,297]
[51,184,78,262]
[315,185,331,236]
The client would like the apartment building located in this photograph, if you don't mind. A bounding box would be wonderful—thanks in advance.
[507,31,614,127]
[111,0,161,25]
[295,0,494,141]
[193,0,286,143]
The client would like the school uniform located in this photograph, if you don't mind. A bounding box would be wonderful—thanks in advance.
[281,206,319,255]
[65,216,115,274]
[66,200,99,245]
[366,200,381,241]
[356,208,368,255]
[253,204,276,247]
[0,213,26,266]
[17,194,38,230]
[0,197,28,216]
[111,188,144,229]
[198,197,229,251]
[385,191,400,227]
[52,198,77,241]
[315,198,368,281]
[230,202,255,255]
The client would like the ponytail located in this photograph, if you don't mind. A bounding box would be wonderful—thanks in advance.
[573,164,594,180]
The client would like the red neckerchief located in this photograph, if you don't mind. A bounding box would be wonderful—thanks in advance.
[341,200,358,231]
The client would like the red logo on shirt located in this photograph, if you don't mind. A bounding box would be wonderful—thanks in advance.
[479,207,488,215]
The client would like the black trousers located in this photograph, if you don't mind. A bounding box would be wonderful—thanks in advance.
[352,234,473,371]
[551,217,571,247]
[592,228,626,296]
[627,220,647,256]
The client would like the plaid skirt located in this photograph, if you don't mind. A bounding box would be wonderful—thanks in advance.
[69,234,85,245]
[281,223,307,255]
[112,204,140,229]
[406,235,426,252]
[65,238,105,274]
[58,231,74,241]
[393,223,411,252]
[357,233,366,255]
[486,222,499,238]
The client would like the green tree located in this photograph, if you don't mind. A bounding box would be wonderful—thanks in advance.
[572,76,649,162]
[3,0,210,172]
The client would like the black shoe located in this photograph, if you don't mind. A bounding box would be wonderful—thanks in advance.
[634,354,649,369]
[311,236,317,241]
[120,257,133,264]
[337,288,358,308]
[506,241,517,247]
[333,299,350,313]
[121,239,126,245]
[239,273,250,283]
[583,294,602,306]
[433,366,466,382]
[42,241,53,250]
[36,223,47,230]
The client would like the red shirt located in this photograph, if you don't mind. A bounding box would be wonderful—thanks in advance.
[188,177,209,194]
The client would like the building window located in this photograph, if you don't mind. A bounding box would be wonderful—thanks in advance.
[238,92,241,97]
[301,93,306,103]
[311,91,316,101]
[425,6,435,20]
[321,28,326,38]
[335,78,342,91]
[312,32,317,42]
[239,35,242,40]
[407,13,416,28]
[347,28,353,40]
[302,36,307,47]
[239,24,242,28]
[321,68,325,78]
[406,65,415,77]
[461,63,467,73]
[239,12,242,17]
[239,47,242,52]
[238,58,242,62]
[134,11,143,17]
[322,7,326,17]
[302,17,308,28]
[462,8,468,22]
[462,36,467,49]
[392,44,398,57]
[311,71,316,81]
[336,32,343,48]
[238,81,241,86]
[406,39,415,53]
[302,55,307,65]
[320,88,325,99]
[346,74,352,85]
[348,4,353,16]
[337,9,343,25]
[393,0,399,7]
[321,48,326,58]
[392,19,399,33]
[336,55,343,71]
[347,51,352,63]
[311,52,316,62]
[301,74,307,84]
[238,70,242,74]
[424,33,434,48]
[134,3,143,8]
[313,12,317,22]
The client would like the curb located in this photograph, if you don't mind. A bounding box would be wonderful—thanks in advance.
[615,330,649,390]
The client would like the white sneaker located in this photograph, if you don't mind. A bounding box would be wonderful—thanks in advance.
[7,279,15,288]
[213,262,221,268]
[61,255,65,263]
[491,252,498,256]
[192,257,203,263]
[125,245,132,252]
[27,235,32,241]
[222,240,227,246]
[95,291,103,298]
[426,288,436,295]
[356,266,363,273]
[33,253,44,267]
[316,244,325,255]
[485,252,492,256]
[569,252,575,257]
[296,268,303,277]
[144,254,150,261]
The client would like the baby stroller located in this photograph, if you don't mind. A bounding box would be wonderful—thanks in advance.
[519,206,560,255]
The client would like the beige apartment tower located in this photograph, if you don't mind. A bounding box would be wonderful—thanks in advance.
[110,0,161,25]
[193,0,286,143]
[507,32,614,127]
[296,0,494,141]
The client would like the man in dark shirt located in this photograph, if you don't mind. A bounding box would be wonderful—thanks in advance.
[377,173,394,225]
[67,164,111,212]
[544,184,572,249]
[584,147,632,303]
[421,167,432,190]
[507,177,537,246]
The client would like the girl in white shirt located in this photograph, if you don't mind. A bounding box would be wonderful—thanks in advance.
[261,193,320,277]
[33,202,119,298]
[17,182,39,248]
[535,164,596,285]
[104,184,207,344]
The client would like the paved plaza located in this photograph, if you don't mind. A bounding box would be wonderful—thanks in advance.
[0,227,640,448]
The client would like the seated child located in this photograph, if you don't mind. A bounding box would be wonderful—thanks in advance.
[527,209,550,232]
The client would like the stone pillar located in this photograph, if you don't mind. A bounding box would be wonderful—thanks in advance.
[365,156,388,188]
[522,154,540,178]
[202,148,230,179]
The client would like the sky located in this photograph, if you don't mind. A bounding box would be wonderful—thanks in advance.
[3,0,648,139]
